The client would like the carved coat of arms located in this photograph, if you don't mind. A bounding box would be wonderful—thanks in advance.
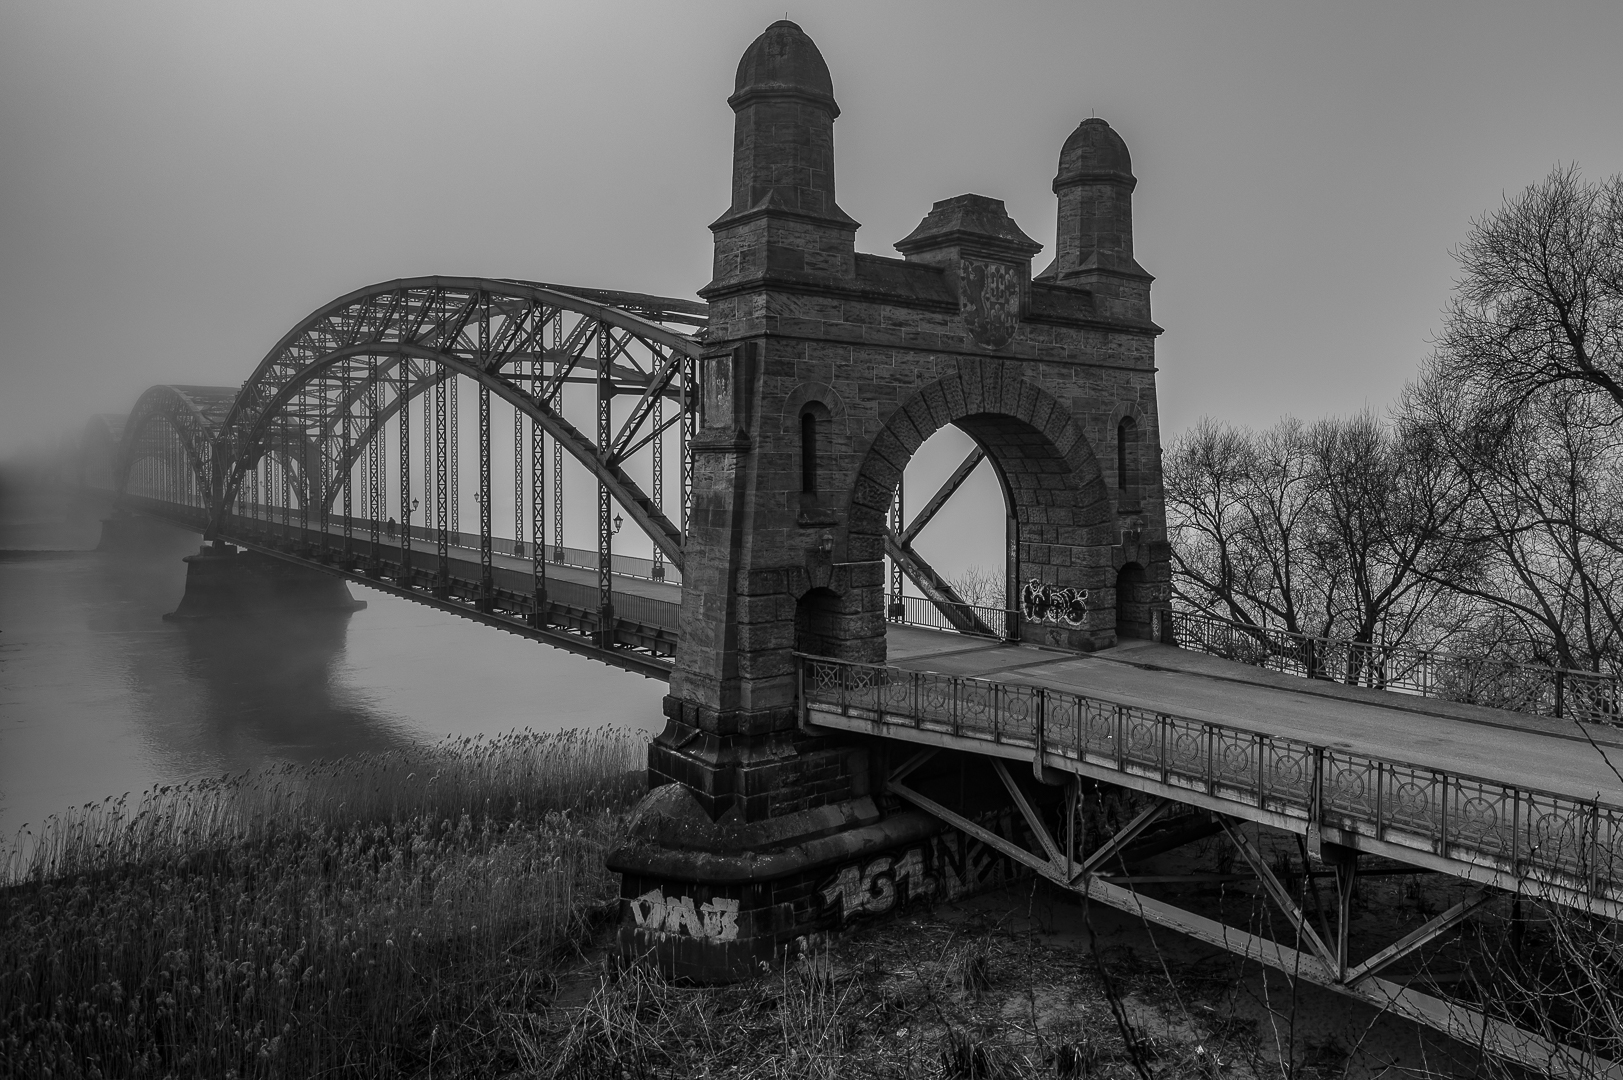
[960,259,1020,350]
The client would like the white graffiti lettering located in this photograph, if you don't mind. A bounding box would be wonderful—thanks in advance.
[1020,580,1088,627]
[817,848,938,921]
[630,887,741,942]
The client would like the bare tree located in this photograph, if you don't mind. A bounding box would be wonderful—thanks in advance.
[1433,165,1623,424]
[1404,371,1623,675]
[1166,414,1465,655]
[1165,418,1317,633]
[1302,411,1472,650]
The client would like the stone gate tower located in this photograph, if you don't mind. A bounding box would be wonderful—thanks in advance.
[609,20,1169,978]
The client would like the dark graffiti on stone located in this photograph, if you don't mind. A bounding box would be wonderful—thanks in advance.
[960,259,1020,350]
[1021,580,1088,627]
[817,826,1022,925]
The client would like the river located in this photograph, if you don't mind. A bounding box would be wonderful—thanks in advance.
[0,480,665,839]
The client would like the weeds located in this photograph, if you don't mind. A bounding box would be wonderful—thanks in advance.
[0,728,643,1079]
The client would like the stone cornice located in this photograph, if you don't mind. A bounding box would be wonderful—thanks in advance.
[727,84,840,119]
[702,320,1162,368]
[701,271,1161,339]
[707,197,861,235]
[699,266,956,311]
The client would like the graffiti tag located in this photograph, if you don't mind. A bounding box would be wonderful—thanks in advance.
[629,887,740,942]
[1020,580,1088,627]
[817,825,1024,925]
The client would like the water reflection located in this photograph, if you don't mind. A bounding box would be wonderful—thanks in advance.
[0,491,666,835]
[155,612,416,768]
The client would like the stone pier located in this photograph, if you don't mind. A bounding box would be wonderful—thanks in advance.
[165,542,367,620]
[609,19,1169,980]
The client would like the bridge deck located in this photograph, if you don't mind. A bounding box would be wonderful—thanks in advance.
[885,626,1623,805]
[808,625,1623,919]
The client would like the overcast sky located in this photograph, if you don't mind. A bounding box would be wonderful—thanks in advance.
[3,0,1621,461]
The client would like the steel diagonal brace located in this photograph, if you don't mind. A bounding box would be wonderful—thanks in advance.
[1346,889,1491,986]
[888,748,938,786]
[883,530,998,636]
[887,780,1060,884]
[991,760,1066,867]
[609,353,682,462]
[1220,818,1337,976]
[1073,798,1175,883]
[901,446,986,546]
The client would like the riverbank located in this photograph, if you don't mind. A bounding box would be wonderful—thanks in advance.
[0,728,1527,1079]
[0,729,643,1078]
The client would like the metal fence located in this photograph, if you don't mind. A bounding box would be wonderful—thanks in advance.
[218,503,680,585]
[1171,610,1621,727]
[800,654,1623,913]
[886,593,1014,639]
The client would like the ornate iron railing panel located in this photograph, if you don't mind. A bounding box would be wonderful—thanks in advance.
[799,655,1623,915]
[1170,610,1622,727]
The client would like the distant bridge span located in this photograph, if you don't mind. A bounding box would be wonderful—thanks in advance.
[114,277,707,675]
[96,19,1623,1076]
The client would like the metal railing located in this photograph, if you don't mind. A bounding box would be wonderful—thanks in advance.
[211,501,680,586]
[799,654,1623,914]
[1171,610,1621,727]
[886,593,1014,639]
[121,494,679,666]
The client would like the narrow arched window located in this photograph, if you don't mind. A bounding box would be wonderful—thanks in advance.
[801,411,819,495]
[1117,417,1136,491]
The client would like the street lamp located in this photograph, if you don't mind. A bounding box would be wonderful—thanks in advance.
[612,513,624,535]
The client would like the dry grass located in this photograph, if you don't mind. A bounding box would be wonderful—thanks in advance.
[517,910,1275,1080]
[0,728,644,1079]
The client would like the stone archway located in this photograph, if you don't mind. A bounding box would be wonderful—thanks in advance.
[1115,562,1149,640]
[794,586,844,657]
[846,360,1116,656]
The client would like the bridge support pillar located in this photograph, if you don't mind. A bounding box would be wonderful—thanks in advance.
[165,542,367,620]
[608,697,952,980]
[611,15,1168,980]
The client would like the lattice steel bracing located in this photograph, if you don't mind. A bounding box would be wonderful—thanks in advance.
[448,376,459,536]
[531,407,547,622]
[398,362,412,581]
[340,361,354,559]
[366,357,383,556]
[513,405,524,560]
[651,393,665,582]
[551,309,566,563]
[114,277,704,672]
[596,318,615,645]
[889,477,904,616]
[478,381,493,609]
[435,373,449,587]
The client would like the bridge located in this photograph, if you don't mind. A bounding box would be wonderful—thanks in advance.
[88,20,1620,1076]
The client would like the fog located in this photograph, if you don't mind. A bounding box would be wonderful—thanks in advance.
[2,0,1621,459]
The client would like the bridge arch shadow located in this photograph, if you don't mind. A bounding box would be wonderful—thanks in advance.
[847,363,1118,657]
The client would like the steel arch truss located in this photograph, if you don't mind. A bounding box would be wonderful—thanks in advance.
[116,384,241,526]
[217,276,704,570]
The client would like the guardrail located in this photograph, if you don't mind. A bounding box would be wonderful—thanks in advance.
[799,654,1623,915]
[218,501,679,585]
[120,494,679,668]
[885,593,1014,639]
[1171,610,1621,727]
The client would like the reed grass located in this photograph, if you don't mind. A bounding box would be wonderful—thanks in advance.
[0,727,645,1079]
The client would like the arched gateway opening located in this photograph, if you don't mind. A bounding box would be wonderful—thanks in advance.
[1115,561,1149,640]
[844,364,1120,658]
